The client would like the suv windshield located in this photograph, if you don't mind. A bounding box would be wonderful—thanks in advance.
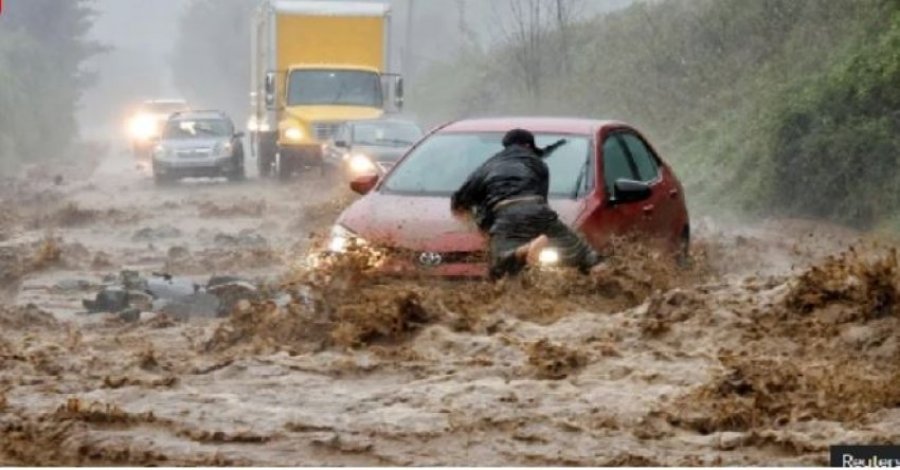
[287,70,383,107]
[162,119,231,139]
[382,132,592,198]
[353,122,422,147]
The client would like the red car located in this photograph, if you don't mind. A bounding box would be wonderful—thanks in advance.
[327,117,689,277]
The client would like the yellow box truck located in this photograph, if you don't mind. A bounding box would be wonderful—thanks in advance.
[249,0,403,180]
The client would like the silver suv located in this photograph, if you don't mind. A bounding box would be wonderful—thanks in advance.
[152,110,246,184]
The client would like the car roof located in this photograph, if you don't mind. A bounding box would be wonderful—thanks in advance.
[439,117,629,135]
[169,110,231,121]
[144,99,187,105]
[348,118,421,127]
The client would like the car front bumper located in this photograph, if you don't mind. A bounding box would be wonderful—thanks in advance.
[153,156,237,177]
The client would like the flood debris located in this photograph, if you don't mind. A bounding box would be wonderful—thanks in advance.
[80,270,259,320]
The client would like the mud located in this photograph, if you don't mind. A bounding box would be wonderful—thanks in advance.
[1,153,898,465]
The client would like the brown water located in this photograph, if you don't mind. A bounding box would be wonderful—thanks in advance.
[1,153,898,466]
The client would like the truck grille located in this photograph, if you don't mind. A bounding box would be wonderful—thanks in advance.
[312,122,342,142]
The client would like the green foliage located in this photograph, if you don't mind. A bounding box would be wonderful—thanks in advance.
[0,0,103,174]
[411,0,900,227]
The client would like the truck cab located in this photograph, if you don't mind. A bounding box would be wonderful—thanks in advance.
[249,0,403,180]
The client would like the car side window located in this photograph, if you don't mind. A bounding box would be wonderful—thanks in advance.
[602,135,637,194]
[620,133,659,182]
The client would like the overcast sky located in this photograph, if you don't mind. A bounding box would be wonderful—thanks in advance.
[78,0,632,138]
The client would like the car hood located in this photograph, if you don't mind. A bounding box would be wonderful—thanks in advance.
[351,145,408,163]
[337,193,584,253]
[161,138,227,150]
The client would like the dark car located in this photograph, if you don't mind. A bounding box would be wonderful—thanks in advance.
[322,118,423,180]
[151,111,246,184]
[327,117,690,278]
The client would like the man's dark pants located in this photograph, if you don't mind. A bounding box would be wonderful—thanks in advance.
[487,202,600,280]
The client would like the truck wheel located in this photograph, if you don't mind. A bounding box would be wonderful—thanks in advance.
[257,137,275,178]
[258,155,272,178]
[276,153,293,181]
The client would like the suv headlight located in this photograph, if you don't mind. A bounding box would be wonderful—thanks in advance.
[214,142,233,157]
[328,224,366,253]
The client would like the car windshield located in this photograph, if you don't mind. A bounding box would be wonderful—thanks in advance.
[287,70,383,107]
[162,119,230,139]
[381,132,592,199]
[353,122,422,147]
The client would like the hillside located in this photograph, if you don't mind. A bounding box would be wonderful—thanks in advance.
[409,0,900,227]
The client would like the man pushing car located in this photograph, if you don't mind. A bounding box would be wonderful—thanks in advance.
[451,128,605,280]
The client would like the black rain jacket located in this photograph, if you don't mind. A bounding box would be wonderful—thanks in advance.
[450,144,549,232]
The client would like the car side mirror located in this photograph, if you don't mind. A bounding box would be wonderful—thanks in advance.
[611,179,651,204]
[334,140,348,148]
[350,174,379,195]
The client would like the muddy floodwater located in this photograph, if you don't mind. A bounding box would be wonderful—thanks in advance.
[1,154,899,466]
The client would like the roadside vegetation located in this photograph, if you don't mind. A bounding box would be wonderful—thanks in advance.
[410,0,900,228]
[0,0,103,174]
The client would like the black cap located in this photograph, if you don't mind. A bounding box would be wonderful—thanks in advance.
[502,128,537,149]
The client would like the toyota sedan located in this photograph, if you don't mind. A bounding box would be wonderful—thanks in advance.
[326,117,690,277]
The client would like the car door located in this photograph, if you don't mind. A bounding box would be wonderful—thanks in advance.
[577,128,645,250]
[616,131,675,238]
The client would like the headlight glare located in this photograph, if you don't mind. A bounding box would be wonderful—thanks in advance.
[348,154,377,174]
[284,127,304,141]
[538,247,560,266]
[129,114,158,140]
[328,224,365,253]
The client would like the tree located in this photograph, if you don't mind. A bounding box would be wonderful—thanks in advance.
[170,0,257,122]
[0,0,104,172]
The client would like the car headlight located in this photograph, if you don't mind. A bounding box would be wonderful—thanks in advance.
[538,247,560,266]
[284,127,304,141]
[129,114,158,140]
[215,142,233,157]
[348,154,377,174]
[328,224,366,253]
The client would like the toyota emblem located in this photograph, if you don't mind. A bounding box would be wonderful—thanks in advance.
[418,252,443,267]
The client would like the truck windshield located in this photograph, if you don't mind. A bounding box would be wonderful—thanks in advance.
[287,70,383,107]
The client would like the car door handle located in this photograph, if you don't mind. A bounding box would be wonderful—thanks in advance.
[642,204,655,214]
[669,189,679,198]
